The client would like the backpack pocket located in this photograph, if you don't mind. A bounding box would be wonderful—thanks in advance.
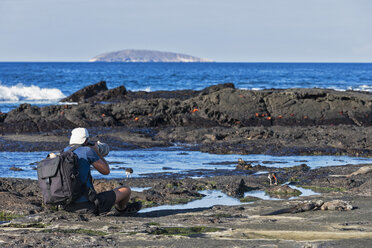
[37,157,61,179]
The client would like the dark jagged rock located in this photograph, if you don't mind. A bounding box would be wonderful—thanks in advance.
[236,158,253,170]
[199,83,235,95]
[87,85,127,102]
[125,89,198,101]
[224,179,249,198]
[3,84,371,135]
[0,112,6,122]
[194,88,372,127]
[60,81,108,103]
[87,83,233,103]
[9,166,23,171]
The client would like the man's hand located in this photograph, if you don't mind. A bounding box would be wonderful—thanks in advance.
[91,142,110,175]
[92,142,101,155]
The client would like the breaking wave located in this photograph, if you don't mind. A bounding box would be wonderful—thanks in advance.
[132,86,152,92]
[349,84,372,92]
[0,84,65,102]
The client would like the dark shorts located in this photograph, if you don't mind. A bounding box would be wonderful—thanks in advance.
[64,190,116,214]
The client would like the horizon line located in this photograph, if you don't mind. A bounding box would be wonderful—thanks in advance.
[0,61,372,64]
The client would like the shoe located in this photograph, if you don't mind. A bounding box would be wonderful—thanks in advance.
[115,201,142,214]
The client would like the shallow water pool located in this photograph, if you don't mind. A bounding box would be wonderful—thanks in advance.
[0,147,371,180]
[139,190,247,213]
[140,185,320,213]
[244,185,320,201]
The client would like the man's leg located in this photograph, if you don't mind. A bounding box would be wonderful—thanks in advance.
[113,186,131,211]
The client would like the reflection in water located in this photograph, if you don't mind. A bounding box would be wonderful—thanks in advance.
[131,187,151,192]
[140,185,320,213]
[139,190,248,213]
[244,185,320,200]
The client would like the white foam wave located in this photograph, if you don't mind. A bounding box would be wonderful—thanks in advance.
[239,87,263,91]
[350,84,372,92]
[328,87,346,92]
[132,86,152,92]
[0,84,66,102]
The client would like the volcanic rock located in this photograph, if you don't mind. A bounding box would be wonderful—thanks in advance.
[87,85,127,102]
[266,185,302,198]
[60,81,108,103]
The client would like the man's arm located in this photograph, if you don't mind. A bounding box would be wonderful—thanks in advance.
[91,143,110,175]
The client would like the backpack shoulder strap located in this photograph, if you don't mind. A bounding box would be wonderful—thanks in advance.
[62,144,81,154]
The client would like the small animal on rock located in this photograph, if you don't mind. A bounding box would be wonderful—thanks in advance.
[125,168,133,178]
[268,172,278,185]
[237,158,252,169]
[238,158,246,166]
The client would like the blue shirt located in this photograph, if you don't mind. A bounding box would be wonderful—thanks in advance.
[64,146,100,202]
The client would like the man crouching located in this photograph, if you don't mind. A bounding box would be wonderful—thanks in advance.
[63,127,141,215]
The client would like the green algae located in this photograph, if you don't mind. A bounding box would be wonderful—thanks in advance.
[138,199,157,208]
[0,212,23,222]
[7,223,47,228]
[147,222,160,226]
[240,196,260,202]
[43,228,108,236]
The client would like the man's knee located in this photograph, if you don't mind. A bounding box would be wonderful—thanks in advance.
[118,186,131,193]
[114,186,131,202]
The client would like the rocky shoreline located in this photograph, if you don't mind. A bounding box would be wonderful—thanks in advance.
[0,82,371,156]
[1,82,372,247]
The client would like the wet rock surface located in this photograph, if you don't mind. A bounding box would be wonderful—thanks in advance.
[265,185,302,198]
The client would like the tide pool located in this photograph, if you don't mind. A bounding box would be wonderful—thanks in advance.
[1,147,371,180]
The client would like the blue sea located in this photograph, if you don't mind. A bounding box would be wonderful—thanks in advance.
[0,62,371,112]
[1,62,372,180]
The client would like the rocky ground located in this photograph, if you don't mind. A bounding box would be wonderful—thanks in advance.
[0,82,372,247]
[1,163,372,247]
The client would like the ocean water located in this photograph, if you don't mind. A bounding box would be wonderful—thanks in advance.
[0,62,371,112]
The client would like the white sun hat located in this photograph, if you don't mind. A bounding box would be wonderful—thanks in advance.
[69,127,89,145]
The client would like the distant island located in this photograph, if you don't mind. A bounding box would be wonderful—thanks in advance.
[89,49,213,63]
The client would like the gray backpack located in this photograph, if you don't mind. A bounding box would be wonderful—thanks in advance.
[37,146,88,206]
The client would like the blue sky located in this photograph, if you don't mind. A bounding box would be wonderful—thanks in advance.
[0,0,371,62]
